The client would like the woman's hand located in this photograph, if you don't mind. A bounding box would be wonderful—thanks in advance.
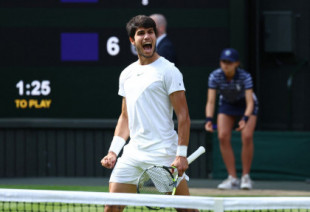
[205,121,214,132]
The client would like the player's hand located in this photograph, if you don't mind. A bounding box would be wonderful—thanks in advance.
[205,121,213,132]
[101,152,117,169]
[236,119,246,131]
[171,156,188,177]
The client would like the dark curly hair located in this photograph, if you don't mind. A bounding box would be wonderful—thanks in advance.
[126,15,157,39]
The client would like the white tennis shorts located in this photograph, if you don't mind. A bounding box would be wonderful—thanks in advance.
[109,154,189,185]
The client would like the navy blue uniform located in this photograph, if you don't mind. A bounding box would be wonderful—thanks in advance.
[208,68,258,116]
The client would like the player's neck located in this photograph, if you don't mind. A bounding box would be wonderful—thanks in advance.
[225,70,235,81]
[138,53,160,65]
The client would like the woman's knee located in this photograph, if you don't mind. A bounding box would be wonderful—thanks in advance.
[242,133,253,144]
[218,131,231,143]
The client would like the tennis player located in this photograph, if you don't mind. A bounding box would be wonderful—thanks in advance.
[101,15,195,212]
[205,48,258,190]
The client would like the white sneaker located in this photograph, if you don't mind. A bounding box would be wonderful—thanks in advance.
[240,174,253,190]
[217,175,240,190]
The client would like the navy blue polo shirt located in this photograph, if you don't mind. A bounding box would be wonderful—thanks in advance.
[208,68,253,103]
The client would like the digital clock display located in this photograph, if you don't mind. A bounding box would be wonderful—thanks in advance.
[14,80,52,109]
[16,80,51,96]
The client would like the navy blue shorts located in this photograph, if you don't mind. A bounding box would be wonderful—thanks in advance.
[218,99,259,116]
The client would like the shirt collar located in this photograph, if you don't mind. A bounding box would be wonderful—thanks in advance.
[221,68,240,81]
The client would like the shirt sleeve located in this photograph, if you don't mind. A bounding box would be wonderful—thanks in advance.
[208,71,218,89]
[118,71,126,97]
[164,66,185,95]
[244,72,253,89]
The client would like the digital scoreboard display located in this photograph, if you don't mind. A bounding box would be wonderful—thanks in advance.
[0,0,230,119]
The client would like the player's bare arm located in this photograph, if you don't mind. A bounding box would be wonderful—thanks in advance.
[101,97,129,169]
[205,88,216,132]
[169,90,190,176]
[236,89,254,131]
[114,97,130,138]
[244,89,254,117]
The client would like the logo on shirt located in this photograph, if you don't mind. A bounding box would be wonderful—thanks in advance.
[236,84,241,91]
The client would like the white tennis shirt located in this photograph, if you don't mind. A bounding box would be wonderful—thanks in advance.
[118,57,185,162]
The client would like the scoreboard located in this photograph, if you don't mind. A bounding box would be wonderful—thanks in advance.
[0,0,231,119]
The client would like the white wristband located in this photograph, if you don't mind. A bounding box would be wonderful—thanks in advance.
[176,145,188,157]
[108,136,126,156]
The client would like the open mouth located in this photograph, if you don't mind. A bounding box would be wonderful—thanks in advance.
[143,43,152,51]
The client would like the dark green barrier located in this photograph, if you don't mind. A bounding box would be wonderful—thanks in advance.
[0,119,211,178]
[212,131,310,180]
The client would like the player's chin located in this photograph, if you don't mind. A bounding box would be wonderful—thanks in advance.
[142,47,155,57]
[142,52,154,58]
[143,50,155,58]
